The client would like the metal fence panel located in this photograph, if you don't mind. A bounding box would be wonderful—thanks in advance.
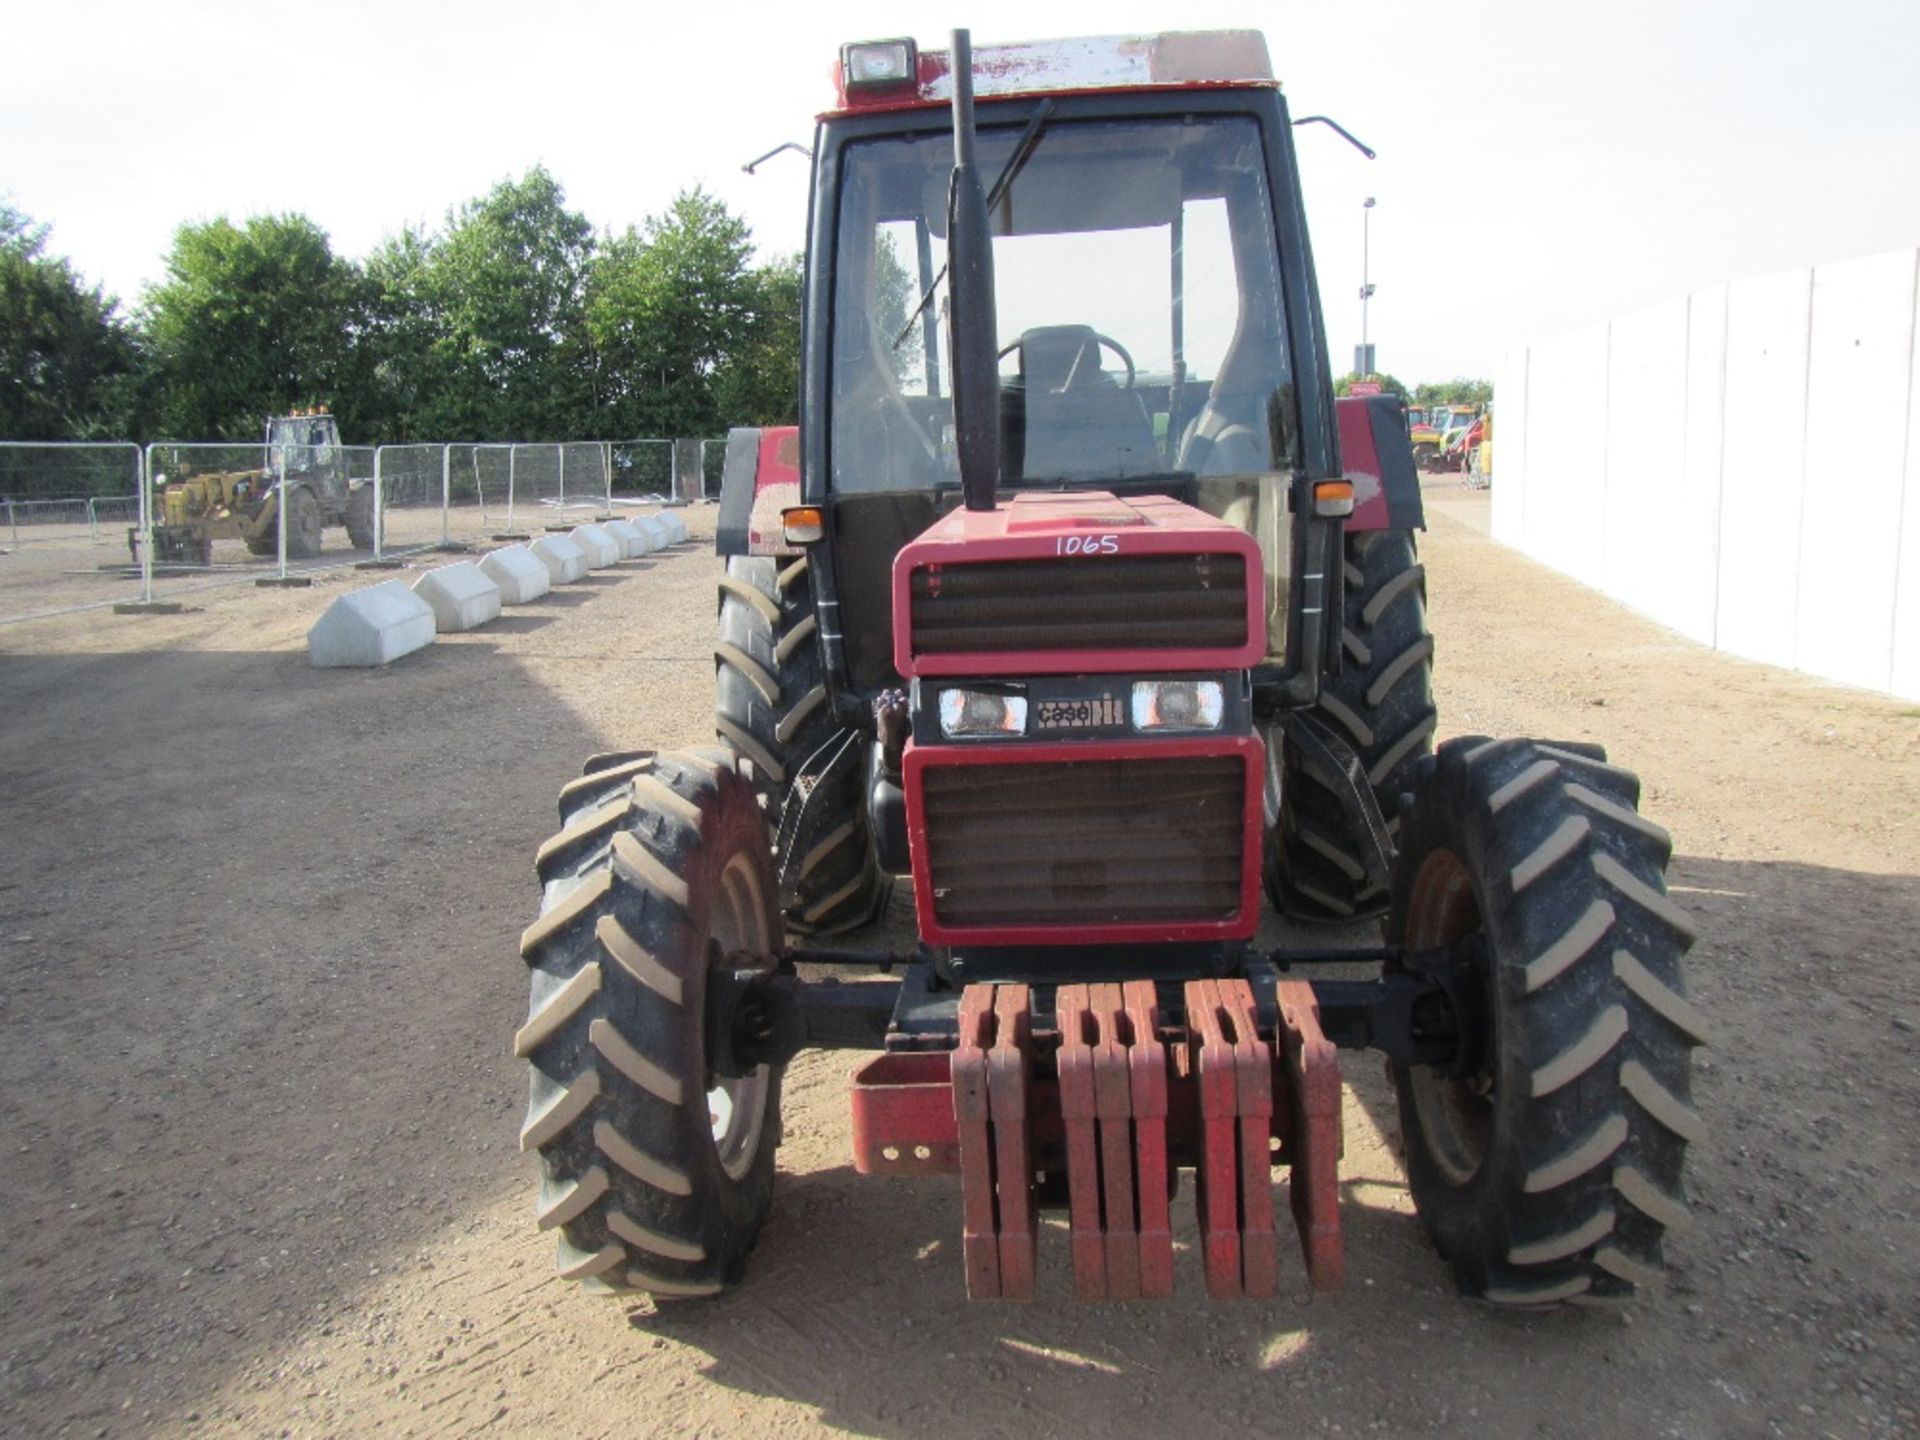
[561,441,611,515]
[376,444,458,556]
[0,442,144,623]
[609,439,674,499]
[697,438,728,500]
[134,441,381,598]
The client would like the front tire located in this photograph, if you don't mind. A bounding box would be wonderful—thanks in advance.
[284,487,323,558]
[1267,529,1437,922]
[516,748,783,1298]
[1389,736,1706,1306]
[715,554,887,935]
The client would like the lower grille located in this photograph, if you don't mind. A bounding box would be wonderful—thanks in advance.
[919,754,1247,929]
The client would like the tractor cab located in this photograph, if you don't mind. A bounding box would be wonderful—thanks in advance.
[803,32,1331,694]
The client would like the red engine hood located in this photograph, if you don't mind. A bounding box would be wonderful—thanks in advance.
[890,491,1266,679]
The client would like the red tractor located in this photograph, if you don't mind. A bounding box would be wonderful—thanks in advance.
[515,30,1700,1305]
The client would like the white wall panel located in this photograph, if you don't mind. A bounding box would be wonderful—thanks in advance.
[1794,250,1918,691]
[1675,286,1729,646]
[1895,280,1920,702]
[1601,299,1690,626]
[1522,323,1610,587]
[1714,270,1813,670]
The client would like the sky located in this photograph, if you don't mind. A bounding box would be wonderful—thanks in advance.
[6,0,1918,387]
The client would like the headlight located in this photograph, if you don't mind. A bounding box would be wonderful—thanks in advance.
[939,688,1027,738]
[1130,679,1224,732]
[842,38,917,88]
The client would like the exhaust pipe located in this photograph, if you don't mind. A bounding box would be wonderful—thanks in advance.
[946,29,1001,513]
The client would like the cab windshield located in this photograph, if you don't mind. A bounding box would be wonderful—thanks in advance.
[830,114,1298,499]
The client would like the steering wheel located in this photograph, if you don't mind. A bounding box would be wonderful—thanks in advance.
[998,328,1137,389]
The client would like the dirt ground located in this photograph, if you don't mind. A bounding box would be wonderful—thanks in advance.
[0,487,1914,1440]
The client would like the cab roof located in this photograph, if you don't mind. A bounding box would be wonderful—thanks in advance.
[827,31,1277,118]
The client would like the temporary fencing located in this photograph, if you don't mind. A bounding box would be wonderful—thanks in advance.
[0,441,143,542]
[615,437,722,502]
[108,440,382,605]
[1,434,697,626]
[697,438,728,500]
[0,442,146,622]
[610,439,674,499]
[465,442,606,538]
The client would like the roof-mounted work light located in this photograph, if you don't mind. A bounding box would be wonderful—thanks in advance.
[841,38,918,90]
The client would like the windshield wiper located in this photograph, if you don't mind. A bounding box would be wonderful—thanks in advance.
[892,98,1057,350]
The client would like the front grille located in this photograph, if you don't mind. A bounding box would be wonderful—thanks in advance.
[908,553,1248,657]
[920,754,1247,929]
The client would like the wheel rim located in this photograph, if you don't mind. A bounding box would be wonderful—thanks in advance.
[1402,847,1493,1186]
[708,849,771,1181]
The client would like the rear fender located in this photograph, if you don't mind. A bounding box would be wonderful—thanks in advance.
[1338,394,1424,532]
[715,425,803,557]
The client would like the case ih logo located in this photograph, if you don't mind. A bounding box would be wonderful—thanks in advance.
[1035,694,1124,729]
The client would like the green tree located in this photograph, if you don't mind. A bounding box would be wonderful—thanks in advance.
[714,253,802,426]
[1333,370,1409,399]
[585,186,754,439]
[1412,378,1492,407]
[2,201,47,256]
[0,202,140,441]
[419,166,594,440]
[141,213,366,439]
[358,224,442,440]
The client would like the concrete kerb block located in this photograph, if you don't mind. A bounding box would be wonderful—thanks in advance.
[308,579,436,668]
[479,544,551,604]
[529,533,590,584]
[656,511,689,544]
[570,523,622,568]
[603,518,646,559]
[412,561,502,633]
[632,515,669,552]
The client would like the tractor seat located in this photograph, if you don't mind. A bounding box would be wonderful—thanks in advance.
[1004,325,1159,482]
[1176,314,1288,477]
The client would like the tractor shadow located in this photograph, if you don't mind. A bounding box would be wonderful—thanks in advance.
[626,1155,1553,1438]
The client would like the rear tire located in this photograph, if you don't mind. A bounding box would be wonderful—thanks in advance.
[344,485,377,550]
[516,748,782,1299]
[715,554,887,936]
[1267,529,1436,923]
[1389,736,1705,1306]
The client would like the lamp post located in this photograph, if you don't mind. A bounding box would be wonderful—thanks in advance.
[1357,196,1377,376]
